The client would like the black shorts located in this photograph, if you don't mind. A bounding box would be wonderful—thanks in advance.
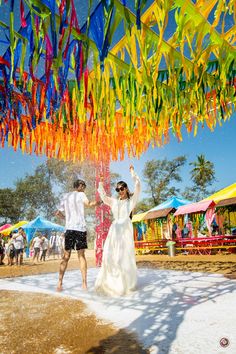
[64,230,87,251]
[34,247,40,256]
[15,248,24,256]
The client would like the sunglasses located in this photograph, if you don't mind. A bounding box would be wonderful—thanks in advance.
[115,186,126,192]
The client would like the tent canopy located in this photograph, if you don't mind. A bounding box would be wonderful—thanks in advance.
[174,200,215,216]
[1,221,28,236]
[0,224,12,233]
[132,212,149,223]
[216,197,236,207]
[148,197,192,212]
[22,216,65,247]
[0,1,235,163]
[203,183,236,205]
[23,216,64,232]
[132,196,191,222]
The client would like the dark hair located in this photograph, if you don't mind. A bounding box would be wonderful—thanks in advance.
[116,181,132,199]
[73,179,86,189]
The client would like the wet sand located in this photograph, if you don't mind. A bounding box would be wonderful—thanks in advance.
[1,250,236,353]
[0,251,147,354]
[0,291,147,354]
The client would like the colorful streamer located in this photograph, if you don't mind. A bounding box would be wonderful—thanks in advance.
[0,0,235,163]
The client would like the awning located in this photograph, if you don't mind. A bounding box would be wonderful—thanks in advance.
[144,208,173,220]
[147,196,191,212]
[174,200,215,216]
[132,212,148,223]
[0,224,12,232]
[203,183,236,203]
[216,197,236,207]
[23,216,64,231]
[132,196,192,222]
[1,221,28,235]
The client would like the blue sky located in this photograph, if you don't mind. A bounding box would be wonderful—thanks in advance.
[113,113,236,197]
[0,112,235,200]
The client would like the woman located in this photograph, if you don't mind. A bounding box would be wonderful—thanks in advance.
[95,165,141,296]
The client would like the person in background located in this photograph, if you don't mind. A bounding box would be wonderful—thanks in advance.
[0,236,5,265]
[40,235,49,262]
[172,222,178,240]
[7,243,15,266]
[49,233,60,259]
[175,224,182,239]
[31,234,43,264]
[12,229,27,266]
[4,234,14,265]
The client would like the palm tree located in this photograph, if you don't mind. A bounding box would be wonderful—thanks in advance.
[190,154,216,199]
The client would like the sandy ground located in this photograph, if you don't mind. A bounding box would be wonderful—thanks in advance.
[1,251,236,353]
[0,291,147,354]
[0,251,147,354]
[1,250,236,278]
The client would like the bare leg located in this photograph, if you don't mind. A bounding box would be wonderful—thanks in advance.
[77,249,87,290]
[19,252,23,265]
[32,249,37,264]
[57,250,71,291]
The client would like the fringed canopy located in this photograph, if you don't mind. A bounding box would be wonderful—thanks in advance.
[0,0,235,162]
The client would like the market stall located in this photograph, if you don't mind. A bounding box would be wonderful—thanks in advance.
[133,197,191,240]
[203,183,236,235]
[132,197,191,254]
[173,200,236,254]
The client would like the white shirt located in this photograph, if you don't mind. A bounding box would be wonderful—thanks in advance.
[58,191,89,231]
[41,238,49,251]
[13,234,25,250]
[33,236,42,248]
[49,234,60,247]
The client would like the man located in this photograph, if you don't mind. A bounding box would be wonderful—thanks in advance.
[40,234,49,262]
[31,234,43,264]
[12,228,27,265]
[55,179,97,291]
[48,232,60,259]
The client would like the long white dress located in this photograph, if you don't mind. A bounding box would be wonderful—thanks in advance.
[95,170,141,296]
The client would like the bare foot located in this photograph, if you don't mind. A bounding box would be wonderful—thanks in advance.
[57,284,63,292]
[82,283,87,290]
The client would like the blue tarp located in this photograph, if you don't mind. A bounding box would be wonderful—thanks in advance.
[23,216,64,232]
[22,216,65,257]
[148,196,192,212]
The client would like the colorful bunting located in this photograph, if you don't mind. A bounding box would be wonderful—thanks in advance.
[0,0,235,163]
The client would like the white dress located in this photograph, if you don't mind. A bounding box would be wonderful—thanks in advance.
[95,170,141,296]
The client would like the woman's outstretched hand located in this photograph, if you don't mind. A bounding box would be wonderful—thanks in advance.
[129,165,134,172]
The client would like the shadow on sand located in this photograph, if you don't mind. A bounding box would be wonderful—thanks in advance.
[1,268,236,353]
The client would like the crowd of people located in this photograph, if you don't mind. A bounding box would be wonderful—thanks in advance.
[0,231,64,266]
